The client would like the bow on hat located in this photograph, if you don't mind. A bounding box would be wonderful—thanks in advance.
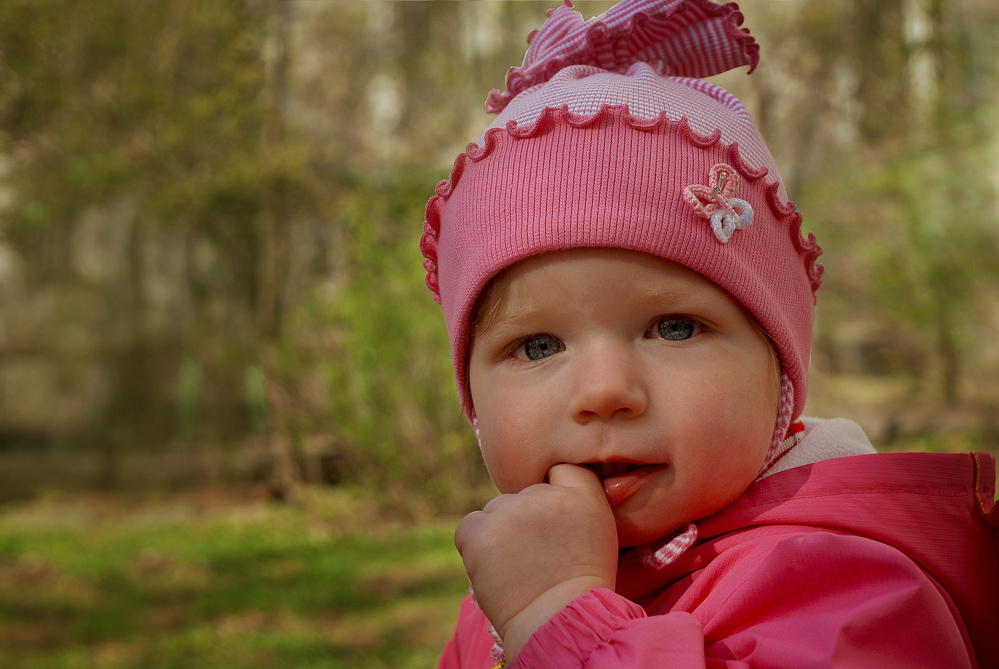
[486,0,759,114]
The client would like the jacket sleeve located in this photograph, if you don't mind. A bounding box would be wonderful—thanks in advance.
[438,594,500,669]
[511,532,974,668]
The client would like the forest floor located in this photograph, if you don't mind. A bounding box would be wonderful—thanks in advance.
[0,485,467,669]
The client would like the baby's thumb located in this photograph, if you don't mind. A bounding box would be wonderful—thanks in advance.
[547,463,603,493]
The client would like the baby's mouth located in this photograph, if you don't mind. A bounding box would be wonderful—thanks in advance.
[584,461,664,508]
[585,461,643,480]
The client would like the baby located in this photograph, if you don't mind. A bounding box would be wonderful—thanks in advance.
[419,1,999,666]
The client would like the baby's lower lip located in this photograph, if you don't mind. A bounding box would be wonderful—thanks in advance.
[602,465,664,507]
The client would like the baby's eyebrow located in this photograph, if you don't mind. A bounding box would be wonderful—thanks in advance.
[476,307,544,339]
[637,286,715,311]
[470,300,537,342]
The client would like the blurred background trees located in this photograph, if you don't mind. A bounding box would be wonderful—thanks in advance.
[0,0,997,510]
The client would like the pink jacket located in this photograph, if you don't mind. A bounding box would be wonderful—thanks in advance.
[439,451,999,668]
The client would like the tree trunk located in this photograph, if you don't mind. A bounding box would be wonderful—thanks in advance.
[257,0,293,341]
[260,0,300,503]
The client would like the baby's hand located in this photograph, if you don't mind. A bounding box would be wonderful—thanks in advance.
[454,463,618,659]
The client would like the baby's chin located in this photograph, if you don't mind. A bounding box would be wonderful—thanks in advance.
[614,515,689,549]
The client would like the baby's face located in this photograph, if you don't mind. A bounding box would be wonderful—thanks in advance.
[468,248,779,547]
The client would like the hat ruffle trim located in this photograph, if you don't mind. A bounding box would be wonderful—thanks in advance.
[420,104,823,305]
[485,0,759,114]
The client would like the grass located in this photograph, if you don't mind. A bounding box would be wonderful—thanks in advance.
[0,487,469,669]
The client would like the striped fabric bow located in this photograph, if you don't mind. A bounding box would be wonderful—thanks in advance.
[485,0,759,114]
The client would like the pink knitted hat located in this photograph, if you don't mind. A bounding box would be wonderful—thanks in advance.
[420,0,822,426]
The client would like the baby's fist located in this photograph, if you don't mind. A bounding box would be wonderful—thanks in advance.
[454,463,618,658]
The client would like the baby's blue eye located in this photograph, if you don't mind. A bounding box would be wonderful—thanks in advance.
[656,317,697,341]
[520,335,563,361]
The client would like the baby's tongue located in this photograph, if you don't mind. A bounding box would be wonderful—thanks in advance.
[592,464,654,507]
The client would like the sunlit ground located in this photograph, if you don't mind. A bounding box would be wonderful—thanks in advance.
[0,487,467,669]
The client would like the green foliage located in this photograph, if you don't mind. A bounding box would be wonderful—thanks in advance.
[871,147,994,319]
[870,147,997,401]
[0,0,290,234]
[803,127,999,402]
[0,0,316,453]
[314,171,491,514]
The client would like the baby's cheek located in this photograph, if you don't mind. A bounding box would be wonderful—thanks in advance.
[479,425,543,495]
[478,427,516,491]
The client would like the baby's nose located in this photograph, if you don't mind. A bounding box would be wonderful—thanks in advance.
[567,344,648,423]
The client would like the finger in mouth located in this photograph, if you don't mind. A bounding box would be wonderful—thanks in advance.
[585,462,642,480]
